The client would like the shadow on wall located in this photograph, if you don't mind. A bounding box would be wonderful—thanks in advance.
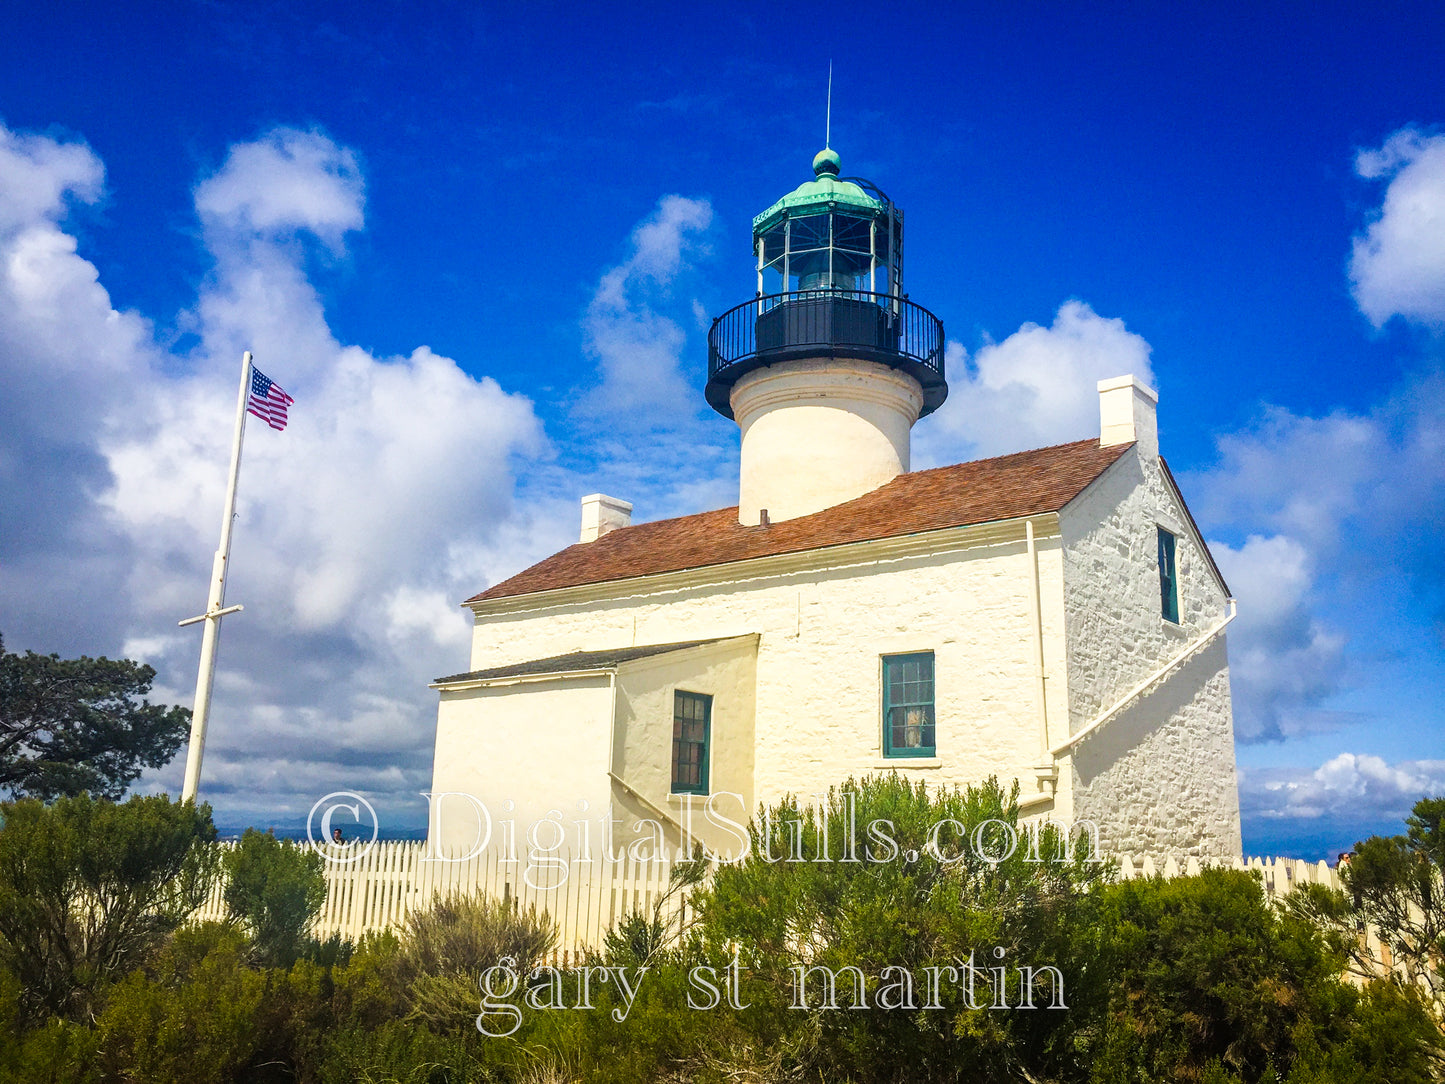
[1071,638,1236,857]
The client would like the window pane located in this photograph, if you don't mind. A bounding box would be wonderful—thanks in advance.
[833,213,872,253]
[832,248,871,280]
[671,691,711,794]
[761,223,786,264]
[789,214,827,252]
[1158,528,1179,623]
[882,653,935,757]
[873,229,891,265]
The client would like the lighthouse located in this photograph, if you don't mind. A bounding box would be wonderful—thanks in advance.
[705,148,948,526]
[431,141,1241,868]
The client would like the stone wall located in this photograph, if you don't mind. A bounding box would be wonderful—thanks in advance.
[1059,447,1242,857]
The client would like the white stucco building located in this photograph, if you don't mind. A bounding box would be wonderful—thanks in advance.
[428,150,1241,860]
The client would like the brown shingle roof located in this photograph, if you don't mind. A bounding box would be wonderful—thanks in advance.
[469,438,1132,604]
[435,639,729,685]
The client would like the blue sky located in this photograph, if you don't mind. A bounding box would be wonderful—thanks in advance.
[1,2,1441,857]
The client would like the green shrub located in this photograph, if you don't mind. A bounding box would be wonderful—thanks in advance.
[1285,978,1444,1084]
[93,935,268,1083]
[394,892,556,1034]
[0,793,217,1023]
[313,1019,493,1084]
[223,828,327,967]
[89,923,337,1084]
[2,779,1438,1083]
[329,929,406,1030]
[0,969,100,1084]
[1084,867,1444,1083]
[322,931,514,1080]
[688,774,1108,1084]
[551,777,1443,1084]
[1290,795,1445,1024]
[601,847,709,968]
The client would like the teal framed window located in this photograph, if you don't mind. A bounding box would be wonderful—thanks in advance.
[1158,527,1180,623]
[671,691,711,795]
[883,652,935,757]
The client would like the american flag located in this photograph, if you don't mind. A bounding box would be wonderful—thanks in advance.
[246,367,295,431]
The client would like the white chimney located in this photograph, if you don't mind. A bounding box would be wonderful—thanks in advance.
[579,493,632,543]
[1098,375,1158,460]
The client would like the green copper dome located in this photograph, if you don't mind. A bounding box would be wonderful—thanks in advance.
[752,148,880,234]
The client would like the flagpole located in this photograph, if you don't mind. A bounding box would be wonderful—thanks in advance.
[179,350,252,802]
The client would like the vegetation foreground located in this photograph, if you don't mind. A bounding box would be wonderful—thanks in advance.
[0,778,1441,1083]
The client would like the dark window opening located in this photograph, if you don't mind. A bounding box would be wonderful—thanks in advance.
[1159,527,1180,623]
[671,691,712,795]
[883,652,935,757]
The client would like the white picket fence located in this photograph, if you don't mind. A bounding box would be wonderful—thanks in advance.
[1119,852,1344,893]
[193,842,688,961]
[194,843,1356,957]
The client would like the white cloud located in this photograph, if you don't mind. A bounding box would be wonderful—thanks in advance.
[0,126,102,232]
[0,121,545,825]
[1241,754,1445,821]
[1211,535,1349,741]
[1189,370,1445,741]
[194,127,364,248]
[189,129,370,375]
[554,193,740,526]
[1349,126,1445,329]
[914,300,1154,464]
[1191,372,1445,586]
[103,343,542,629]
[0,129,156,392]
[1199,406,1384,546]
[383,585,470,650]
[0,128,167,647]
[581,194,713,418]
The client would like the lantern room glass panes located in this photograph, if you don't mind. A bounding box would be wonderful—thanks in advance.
[833,213,871,254]
[882,652,935,758]
[757,206,900,298]
[789,213,828,252]
[760,221,786,266]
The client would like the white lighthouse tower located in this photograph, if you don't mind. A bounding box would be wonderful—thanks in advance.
[705,148,948,525]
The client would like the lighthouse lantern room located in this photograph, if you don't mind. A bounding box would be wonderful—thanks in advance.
[706,149,948,525]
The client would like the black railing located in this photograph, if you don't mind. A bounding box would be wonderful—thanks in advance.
[705,290,947,418]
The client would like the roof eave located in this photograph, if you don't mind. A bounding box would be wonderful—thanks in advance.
[431,667,618,692]
[465,511,1067,618]
[751,183,881,232]
[432,634,759,689]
